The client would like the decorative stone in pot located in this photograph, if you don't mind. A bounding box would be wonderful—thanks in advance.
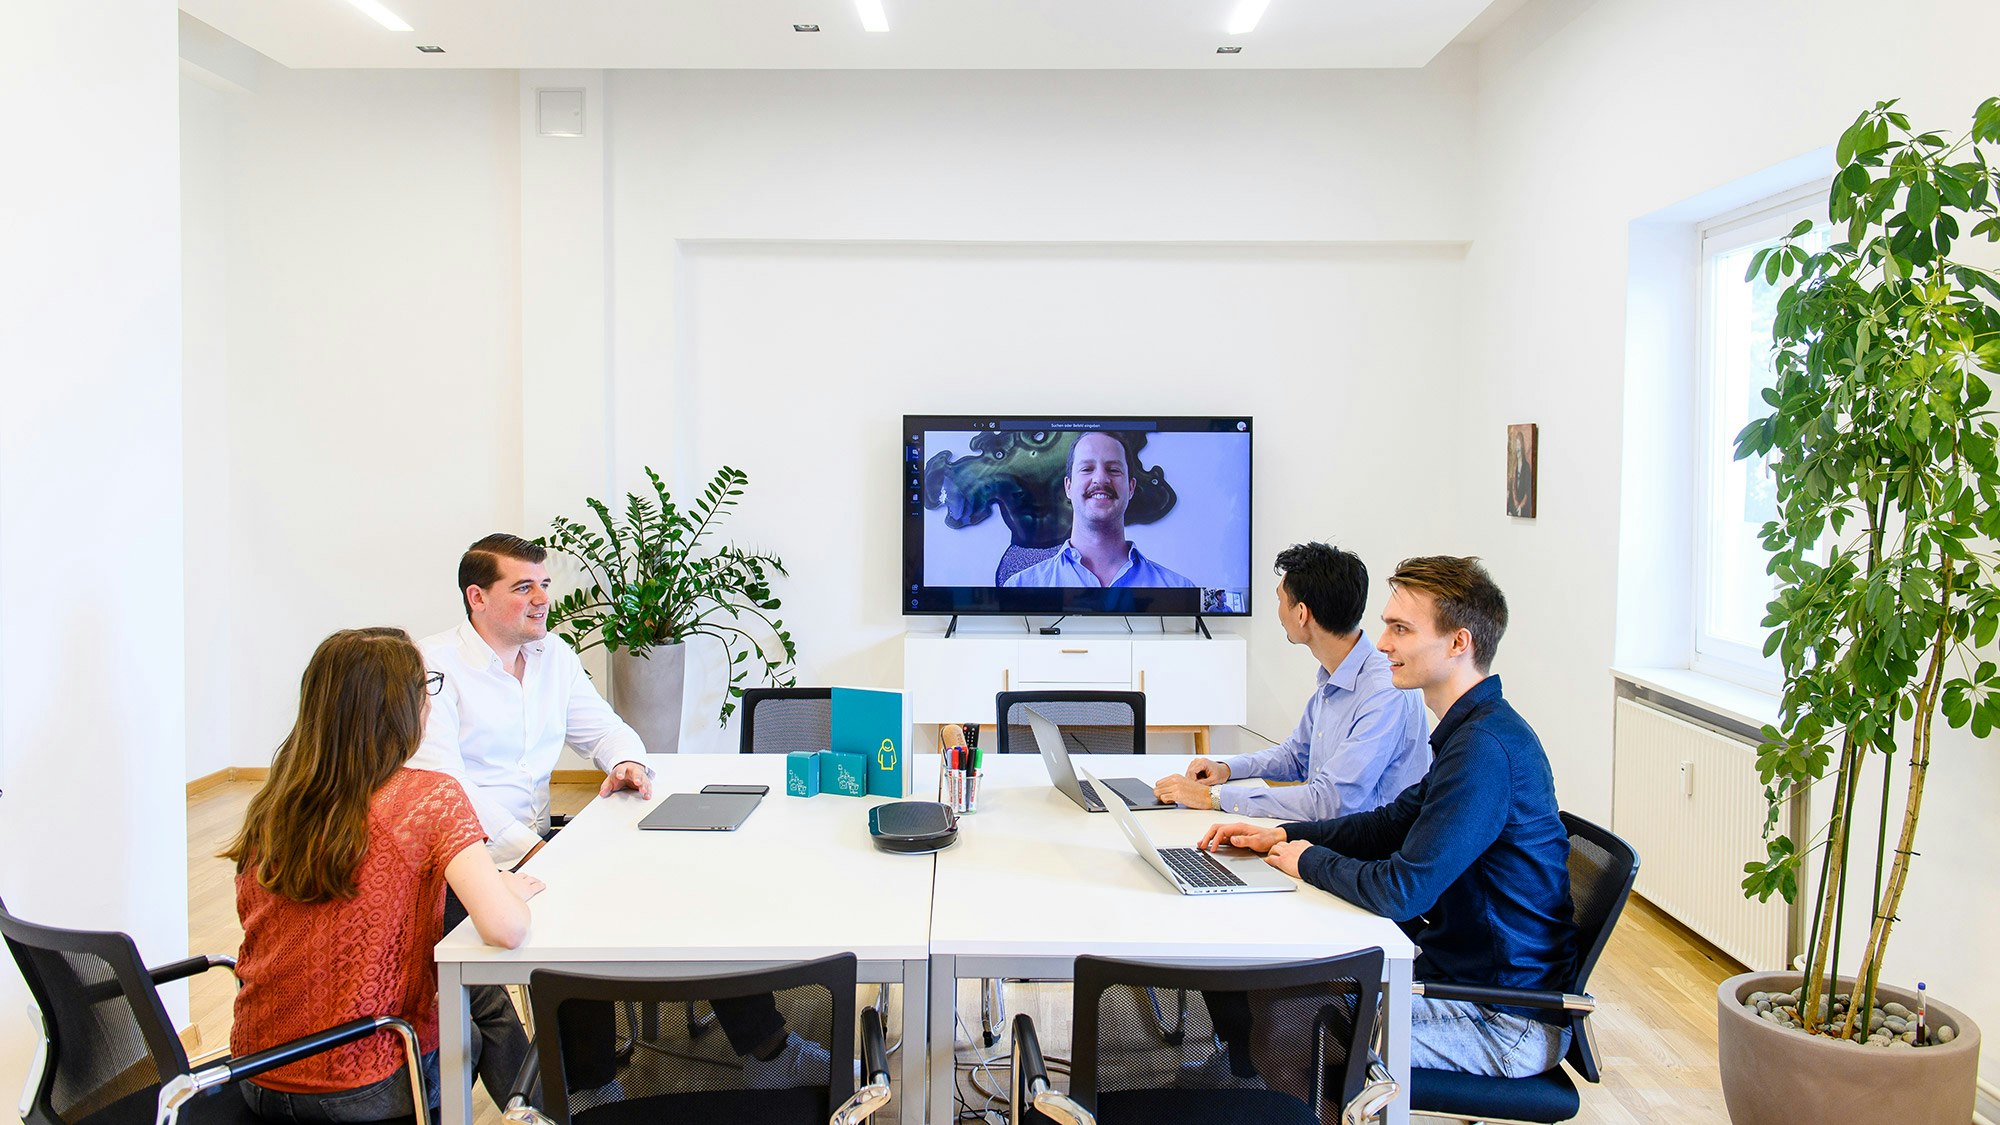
[1717,971,1980,1125]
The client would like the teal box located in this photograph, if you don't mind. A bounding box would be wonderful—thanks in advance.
[834,686,906,799]
[822,750,868,797]
[785,750,821,797]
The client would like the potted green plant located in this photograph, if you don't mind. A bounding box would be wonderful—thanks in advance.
[1720,97,1999,1123]
[540,465,797,753]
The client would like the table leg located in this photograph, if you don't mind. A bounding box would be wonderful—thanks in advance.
[1194,726,1209,757]
[1383,956,1412,1125]
[437,962,473,1125]
[897,959,928,1125]
[927,953,957,1125]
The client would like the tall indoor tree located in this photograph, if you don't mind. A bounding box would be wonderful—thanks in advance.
[1738,97,2000,1037]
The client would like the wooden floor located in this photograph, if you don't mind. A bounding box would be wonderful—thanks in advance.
[189,781,1737,1123]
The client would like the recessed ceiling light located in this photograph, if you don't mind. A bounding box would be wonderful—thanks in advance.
[855,0,889,33]
[1226,0,1271,36]
[1216,45,1243,54]
[793,23,821,32]
[415,45,445,53]
[341,0,413,33]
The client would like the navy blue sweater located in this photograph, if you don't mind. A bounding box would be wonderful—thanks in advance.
[1281,675,1576,1019]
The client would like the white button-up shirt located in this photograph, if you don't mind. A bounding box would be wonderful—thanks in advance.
[409,621,646,864]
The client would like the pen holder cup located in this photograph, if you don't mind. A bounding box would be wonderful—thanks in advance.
[939,768,978,814]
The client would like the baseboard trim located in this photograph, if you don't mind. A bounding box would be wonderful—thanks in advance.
[186,767,268,796]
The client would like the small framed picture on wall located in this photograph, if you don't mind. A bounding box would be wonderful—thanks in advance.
[1506,423,1538,518]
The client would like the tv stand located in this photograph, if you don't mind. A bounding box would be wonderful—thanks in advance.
[1193,614,1212,640]
[905,631,1246,736]
[945,614,961,639]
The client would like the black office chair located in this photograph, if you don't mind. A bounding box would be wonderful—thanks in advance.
[740,688,835,754]
[996,691,1147,756]
[0,897,428,1125]
[1011,951,1399,1125]
[1408,812,1640,1123]
[983,691,1150,1047]
[500,954,890,1125]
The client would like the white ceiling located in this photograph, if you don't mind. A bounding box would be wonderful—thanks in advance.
[179,0,1504,71]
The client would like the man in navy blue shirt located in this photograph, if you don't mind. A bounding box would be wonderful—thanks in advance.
[1200,555,1576,1078]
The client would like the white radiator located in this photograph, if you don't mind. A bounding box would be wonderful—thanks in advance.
[1611,697,1791,970]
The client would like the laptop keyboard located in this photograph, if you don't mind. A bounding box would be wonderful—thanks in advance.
[1078,779,1107,810]
[1158,847,1247,888]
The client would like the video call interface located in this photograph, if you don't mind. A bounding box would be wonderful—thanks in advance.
[904,417,1253,616]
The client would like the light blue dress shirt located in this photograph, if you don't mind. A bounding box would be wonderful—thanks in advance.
[1003,541,1196,588]
[1217,633,1430,820]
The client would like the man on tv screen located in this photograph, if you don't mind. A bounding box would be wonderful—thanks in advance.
[1003,431,1195,589]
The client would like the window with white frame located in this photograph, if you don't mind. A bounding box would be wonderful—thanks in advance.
[1693,187,1828,690]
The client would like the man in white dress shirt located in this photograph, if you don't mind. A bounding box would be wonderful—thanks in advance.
[412,533,832,1095]
[410,532,652,867]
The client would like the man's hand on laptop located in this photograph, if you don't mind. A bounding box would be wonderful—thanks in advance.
[1197,822,1285,854]
[1154,773,1218,809]
[1263,840,1309,878]
[601,760,654,798]
[1184,758,1230,785]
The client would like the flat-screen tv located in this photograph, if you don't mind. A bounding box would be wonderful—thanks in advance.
[903,415,1253,617]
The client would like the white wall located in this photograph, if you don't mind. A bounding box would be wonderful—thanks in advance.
[0,0,190,1094]
[187,58,1479,765]
[1469,0,2000,1079]
[598,64,1478,747]
[179,62,525,774]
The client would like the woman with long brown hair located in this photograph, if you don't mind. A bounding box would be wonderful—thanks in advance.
[224,627,543,1121]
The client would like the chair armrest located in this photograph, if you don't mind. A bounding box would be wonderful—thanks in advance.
[223,1016,406,1084]
[860,1005,890,1088]
[1009,1016,1092,1125]
[1341,1052,1399,1125]
[502,1044,542,1116]
[830,1008,893,1125]
[158,1017,428,1125]
[149,955,237,987]
[1413,982,1594,1013]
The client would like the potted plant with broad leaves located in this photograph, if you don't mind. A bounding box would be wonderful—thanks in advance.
[539,466,797,753]
[1719,97,2000,1125]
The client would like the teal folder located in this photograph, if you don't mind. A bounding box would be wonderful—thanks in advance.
[833,687,905,798]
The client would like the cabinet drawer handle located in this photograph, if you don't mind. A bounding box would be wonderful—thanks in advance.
[1060,648,1088,654]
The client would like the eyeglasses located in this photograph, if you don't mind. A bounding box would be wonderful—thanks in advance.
[424,671,445,696]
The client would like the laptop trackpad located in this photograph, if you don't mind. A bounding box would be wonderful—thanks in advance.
[1101,777,1172,809]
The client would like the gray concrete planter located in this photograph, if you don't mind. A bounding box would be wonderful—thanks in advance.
[609,643,686,754]
[1717,970,1980,1124]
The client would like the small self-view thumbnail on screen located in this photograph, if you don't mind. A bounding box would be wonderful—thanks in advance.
[909,418,1252,611]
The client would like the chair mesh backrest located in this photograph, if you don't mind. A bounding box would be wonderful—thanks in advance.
[1071,952,1382,1124]
[529,956,854,1125]
[0,908,187,1125]
[741,691,833,754]
[998,694,1143,755]
[1559,813,1639,993]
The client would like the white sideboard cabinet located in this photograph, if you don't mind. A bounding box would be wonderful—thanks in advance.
[903,632,1246,751]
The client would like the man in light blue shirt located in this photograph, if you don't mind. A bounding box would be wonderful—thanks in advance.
[1003,431,1195,588]
[1154,542,1428,820]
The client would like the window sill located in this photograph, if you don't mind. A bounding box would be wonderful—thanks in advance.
[1611,665,1780,732]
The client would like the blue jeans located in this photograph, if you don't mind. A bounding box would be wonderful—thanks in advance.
[1408,996,1571,1078]
[240,1051,439,1123]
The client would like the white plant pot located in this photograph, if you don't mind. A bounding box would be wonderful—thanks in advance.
[609,643,687,755]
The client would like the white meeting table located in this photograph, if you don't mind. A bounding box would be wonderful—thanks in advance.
[921,752,1416,1125]
[436,752,1415,1125]
[434,754,934,1125]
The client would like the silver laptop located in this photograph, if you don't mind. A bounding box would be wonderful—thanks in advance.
[1083,765,1296,896]
[1021,707,1173,813]
[638,792,762,831]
